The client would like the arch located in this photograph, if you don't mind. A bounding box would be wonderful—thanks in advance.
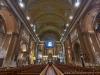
[81,2,100,64]
[0,8,17,34]
[0,9,18,67]
[82,2,100,33]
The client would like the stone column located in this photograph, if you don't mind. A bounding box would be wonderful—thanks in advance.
[83,33,96,64]
[2,32,18,67]
[35,42,39,64]
[64,36,73,64]
[77,24,94,65]
[13,25,22,67]
[88,33,100,64]
[27,36,31,64]
[61,42,66,64]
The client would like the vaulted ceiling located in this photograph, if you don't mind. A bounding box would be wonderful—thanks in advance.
[22,0,78,41]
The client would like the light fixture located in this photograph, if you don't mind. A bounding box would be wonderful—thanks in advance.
[69,15,73,20]
[19,2,24,8]
[62,33,64,36]
[26,16,30,20]
[0,1,4,6]
[31,24,36,32]
[18,0,24,8]
[64,29,66,32]
[30,24,33,27]
[66,24,69,27]
[75,0,80,7]
[33,25,36,32]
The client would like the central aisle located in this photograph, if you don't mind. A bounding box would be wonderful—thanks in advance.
[46,66,56,75]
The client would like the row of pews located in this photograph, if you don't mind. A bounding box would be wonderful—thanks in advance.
[54,64,100,75]
[0,63,100,75]
[0,64,46,75]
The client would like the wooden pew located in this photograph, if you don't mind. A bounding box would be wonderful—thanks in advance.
[54,64,100,75]
[0,64,46,75]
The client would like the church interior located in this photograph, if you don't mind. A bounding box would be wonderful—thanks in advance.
[0,0,100,75]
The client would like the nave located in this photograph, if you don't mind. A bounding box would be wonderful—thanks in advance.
[0,0,100,75]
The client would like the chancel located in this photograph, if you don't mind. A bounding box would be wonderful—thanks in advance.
[0,0,100,75]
